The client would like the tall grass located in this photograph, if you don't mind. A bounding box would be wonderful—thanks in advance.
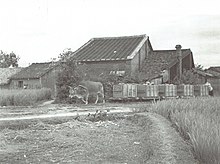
[150,97,220,164]
[0,88,51,106]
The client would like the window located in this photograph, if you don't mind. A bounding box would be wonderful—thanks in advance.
[109,70,125,76]
[18,81,23,88]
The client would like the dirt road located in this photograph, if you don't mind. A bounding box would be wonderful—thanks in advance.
[0,107,133,121]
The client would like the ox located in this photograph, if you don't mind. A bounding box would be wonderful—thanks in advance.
[69,80,105,104]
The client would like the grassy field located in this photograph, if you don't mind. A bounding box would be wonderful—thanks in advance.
[150,97,220,164]
[0,88,51,106]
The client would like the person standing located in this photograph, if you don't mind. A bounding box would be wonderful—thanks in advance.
[205,81,214,96]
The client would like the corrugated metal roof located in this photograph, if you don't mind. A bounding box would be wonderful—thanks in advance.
[0,68,23,85]
[10,62,58,79]
[72,35,146,61]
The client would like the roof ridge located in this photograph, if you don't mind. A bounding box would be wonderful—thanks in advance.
[32,62,57,64]
[127,35,148,59]
[153,49,190,52]
[92,34,146,40]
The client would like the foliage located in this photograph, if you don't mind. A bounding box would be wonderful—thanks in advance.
[150,97,220,164]
[173,69,205,85]
[195,64,204,71]
[55,57,87,103]
[0,88,51,106]
[58,48,73,61]
[0,51,19,68]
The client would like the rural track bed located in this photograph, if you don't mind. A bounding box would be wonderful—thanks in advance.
[0,103,198,163]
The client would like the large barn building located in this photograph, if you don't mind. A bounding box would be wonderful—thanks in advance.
[71,34,195,82]
[71,35,152,78]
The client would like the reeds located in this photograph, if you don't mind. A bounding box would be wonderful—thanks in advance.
[0,88,51,106]
[151,97,220,164]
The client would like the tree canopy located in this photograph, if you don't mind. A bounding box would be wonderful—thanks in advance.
[0,50,19,68]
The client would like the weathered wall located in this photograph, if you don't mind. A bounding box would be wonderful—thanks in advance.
[182,54,193,70]
[130,41,148,77]
[0,84,10,89]
[80,60,129,78]
[79,39,150,78]
[10,78,41,89]
[40,66,61,97]
[170,54,194,82]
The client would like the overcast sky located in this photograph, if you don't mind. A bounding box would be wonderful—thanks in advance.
[0,0,219,68]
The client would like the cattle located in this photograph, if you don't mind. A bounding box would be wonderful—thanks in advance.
[69,80,105,104]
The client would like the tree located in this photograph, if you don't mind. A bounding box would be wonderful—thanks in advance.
[58,48,73,61]
[55,56,87,103]
[0,50,19,68]
[195,64,204,71]
[173,69,205,85]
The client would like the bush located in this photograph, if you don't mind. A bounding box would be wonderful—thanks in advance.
[0,88,51,106]
[150,97,220,164]
[55,58,86,103]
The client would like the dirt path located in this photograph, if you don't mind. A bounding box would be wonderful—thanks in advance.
[138,113,198,164]
[0,107,134,121]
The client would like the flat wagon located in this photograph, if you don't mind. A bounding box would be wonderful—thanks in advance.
[111,83,209,101]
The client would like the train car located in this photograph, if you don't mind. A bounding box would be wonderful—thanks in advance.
[177,84,194,98]
[137,84,159,100]
[112,83,209,101]
[158,84,177,99]
[112,83,138,100]
[194,85,209,97]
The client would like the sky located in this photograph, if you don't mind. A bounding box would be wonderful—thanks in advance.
[0,0,219,68]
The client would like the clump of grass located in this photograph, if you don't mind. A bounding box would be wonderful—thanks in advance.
[0,88,51,106]
[150,97,220,164]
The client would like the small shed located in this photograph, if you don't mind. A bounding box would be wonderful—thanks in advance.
[9,62,61,97]
[0,67,23,89]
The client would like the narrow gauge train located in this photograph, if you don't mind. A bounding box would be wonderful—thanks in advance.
[111,83,209,101]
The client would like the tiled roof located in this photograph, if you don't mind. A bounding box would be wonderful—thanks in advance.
[0,67,23,85]
[208,67,220,73]
[206,67,220,77]
[192,68,214,77]
[10,62,58,79]
[140,49,192,80]
[72,35,147,61]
